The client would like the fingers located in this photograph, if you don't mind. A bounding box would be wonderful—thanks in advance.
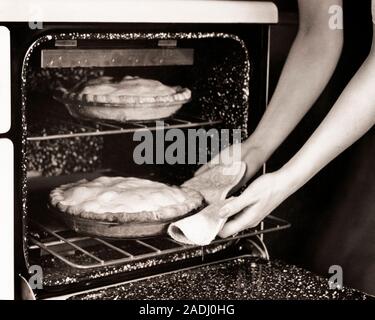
[218,195,256,219]
[218,206,262,238]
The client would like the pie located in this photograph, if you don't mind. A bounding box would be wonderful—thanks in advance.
[49,176,204,224]
[80,76,191,104]
[62,76,191,122]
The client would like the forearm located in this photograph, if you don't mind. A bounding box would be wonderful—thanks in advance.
[281,53,375,193]
[245,7,343,161]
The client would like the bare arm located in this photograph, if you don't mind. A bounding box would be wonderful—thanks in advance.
[244,0,344,164]
[281,36,375,195]
[196,0,344,181]
[218,4,375,237]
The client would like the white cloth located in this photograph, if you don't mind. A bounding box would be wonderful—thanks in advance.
[180,161,246,204]
[168,201,228,246]
[167,162,246,245]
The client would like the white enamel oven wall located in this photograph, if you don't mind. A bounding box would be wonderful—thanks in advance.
[0,25,14,300]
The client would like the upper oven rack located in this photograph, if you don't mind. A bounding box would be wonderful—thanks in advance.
[27,114,222,141]
[29,215,290,270]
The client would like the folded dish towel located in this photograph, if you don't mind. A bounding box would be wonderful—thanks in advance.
[167,162,246,246]
[167,200,229,246]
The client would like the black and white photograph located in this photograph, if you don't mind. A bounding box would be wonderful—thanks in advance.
[0,0,374,306]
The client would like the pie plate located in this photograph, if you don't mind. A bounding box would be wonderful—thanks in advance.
[48,203,205,239]
[54,86,191,122]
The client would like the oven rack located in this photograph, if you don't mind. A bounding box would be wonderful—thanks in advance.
[29,215,290,270]
[27,114,222,141]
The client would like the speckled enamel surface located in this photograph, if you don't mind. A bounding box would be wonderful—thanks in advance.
[23,32,251,271]
[68,257,370,300]
[31,242,230,288]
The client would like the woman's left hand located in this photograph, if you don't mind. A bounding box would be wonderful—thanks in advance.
[218,171,294,238]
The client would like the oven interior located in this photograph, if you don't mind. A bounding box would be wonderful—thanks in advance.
[22,28,290,299]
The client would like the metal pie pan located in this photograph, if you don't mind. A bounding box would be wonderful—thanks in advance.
[48,204,203,239]
[54,86,191,122]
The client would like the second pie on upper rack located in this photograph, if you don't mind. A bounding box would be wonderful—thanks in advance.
[59,76,191,122]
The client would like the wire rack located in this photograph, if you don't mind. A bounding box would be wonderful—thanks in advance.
[27,114,222,141]
[29,215,290,270]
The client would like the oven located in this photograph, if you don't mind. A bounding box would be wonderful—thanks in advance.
[0,0,370,301]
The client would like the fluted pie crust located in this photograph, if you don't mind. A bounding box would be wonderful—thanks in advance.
[49,176,204,224]
[60,76,192,122]
[77,76,191,105]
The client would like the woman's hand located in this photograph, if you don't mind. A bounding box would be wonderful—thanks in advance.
[195,142,267,188]
[218,170,294,238]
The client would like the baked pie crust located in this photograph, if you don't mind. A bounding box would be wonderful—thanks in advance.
[60,76,191,122]
[79,76,191,105]
[50,176,204,224]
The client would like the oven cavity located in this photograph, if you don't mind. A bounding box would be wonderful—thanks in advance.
[21,31,287,298]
